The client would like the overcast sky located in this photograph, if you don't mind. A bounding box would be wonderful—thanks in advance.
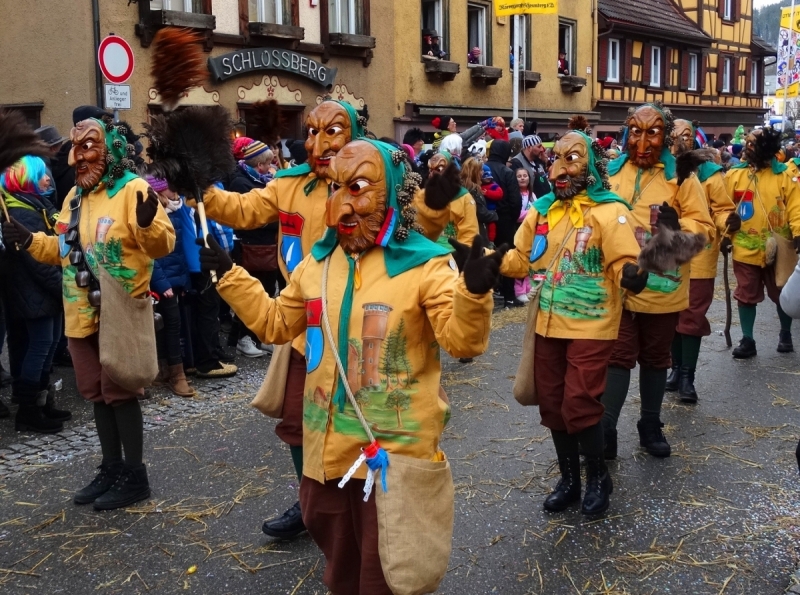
[754,0,787,7]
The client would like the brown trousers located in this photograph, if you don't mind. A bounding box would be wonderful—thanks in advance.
[299,477,392,595]
[676,278,715,337]
[609,310,680,370]
[69,333,142,405]
[534,335,615,433]
[274,347,306,446]
[733,261,781,306]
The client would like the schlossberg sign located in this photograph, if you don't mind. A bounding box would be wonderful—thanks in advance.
[207,48,337,88]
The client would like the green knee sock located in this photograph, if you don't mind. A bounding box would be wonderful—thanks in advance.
[778,305,793,332]
[670,333,683,366]
[738,304,757,339]
[600,366,630,429]
[681,334,702,369]
[639,366,667,422]
[289,445,303,481]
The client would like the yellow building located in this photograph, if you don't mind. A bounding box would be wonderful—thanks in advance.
[594,0,774,138]
[0,0,598,144]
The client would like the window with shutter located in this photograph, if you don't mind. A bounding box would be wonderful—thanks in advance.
[716,54,724,92]
[733,0,741,22]
[680,52,690,90]
[689,53,699,91]
[718,0,724,19]
[598,37,609,81]
[624,39,633,83]
[643,44,652,85]
[700,53,706,93]
[744,57,752,95]
[665,47,673,88]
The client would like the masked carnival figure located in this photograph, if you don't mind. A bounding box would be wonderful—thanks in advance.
[198,139,505,595]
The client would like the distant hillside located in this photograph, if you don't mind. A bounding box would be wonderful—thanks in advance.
[753,3,781,48]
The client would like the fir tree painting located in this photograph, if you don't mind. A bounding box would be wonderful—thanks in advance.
[385,390,411,428]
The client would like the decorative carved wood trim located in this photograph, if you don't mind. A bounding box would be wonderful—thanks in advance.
[237,75,304,104]
[148,85,220,106]
[315,83,365,109]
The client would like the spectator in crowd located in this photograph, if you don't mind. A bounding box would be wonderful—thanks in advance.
[485,140,523,307]
[403,127,426,156]
[461,157,498,242]
[34,125,67,207]
[421,28,446,59]
[511,135,552,199]
[286,139,308,167]
[468,46,482,64]
[730,144,742,166]
[1,156,71,433]
[486,117,510,142]
[223,139,283,359]
[480,164,503,243]
[558,49,570,75]
[509,118,525,135]
[147,176,196,398]
[432,115,457,151]
[440,133,463,163]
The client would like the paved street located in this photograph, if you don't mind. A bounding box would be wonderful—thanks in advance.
[1,287,799,595]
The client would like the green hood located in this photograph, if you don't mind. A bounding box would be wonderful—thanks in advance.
[609,103,677,180]
[534,130,631,216]
[732,157,787,175]
[77,118,138,198]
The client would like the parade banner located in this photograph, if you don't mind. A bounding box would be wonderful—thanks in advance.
[777,6,800,98]
[494,0,557,16]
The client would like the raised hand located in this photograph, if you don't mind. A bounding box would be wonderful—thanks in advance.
[462,235,508,295]
[136,187,160,228]
[1,217,33,249]
[656,201,680,231]
[197,234,233,278]
[424,162,462,210]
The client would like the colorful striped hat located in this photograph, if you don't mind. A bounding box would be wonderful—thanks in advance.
[242,140,270,160]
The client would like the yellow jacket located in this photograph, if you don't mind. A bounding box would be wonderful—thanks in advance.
[413,188,480,244]
[690,167,736,279]
[216,248,493,483]
[27,178,175,338]
[609,162,714,313]
[724,164,800,267]
[500,197,640,340]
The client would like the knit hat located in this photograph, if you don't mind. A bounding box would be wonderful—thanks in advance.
[72,105,112,126]
[522,134,542,148]
[241,140,270,160]
[232,136,254,160]
[145,175,169,192]
[481,164,493,180]
[431,116,453,131]
[597,136,614,149]
[731,144,743,156]
[288,139,308,164]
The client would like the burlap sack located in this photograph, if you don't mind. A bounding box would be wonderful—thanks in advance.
[250,342,291,417]
[97,265,158,392]
[375,453,454,595]
[773,232,798,288]
[512,289,542,406]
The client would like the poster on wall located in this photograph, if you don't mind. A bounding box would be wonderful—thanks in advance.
[494,0,557,17]
[777,6,800,98]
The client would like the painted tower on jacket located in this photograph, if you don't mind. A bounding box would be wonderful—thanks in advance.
[361,303,393,388]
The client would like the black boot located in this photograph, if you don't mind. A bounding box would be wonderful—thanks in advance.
[678,366,698,404]
[40,376,72,422]
[777,330,794,353]
[543,455,581,512]
[262,502,306,539]
[0,399,9,418]
[0,363,11,388]
[15,382,63,434]
[74,460,124,504]
[732,337,757,359]
[93,463,151,510]
[665,364,680,392]
[603,425,618,460]
[637,418,671,458]
[582,456,613,516]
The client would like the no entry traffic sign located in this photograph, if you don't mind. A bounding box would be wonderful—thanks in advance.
[98,35,135,85]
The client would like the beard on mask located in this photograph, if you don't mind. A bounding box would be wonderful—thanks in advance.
[553,170,588,200]
[76,159,107,190]
[338,201,387,254]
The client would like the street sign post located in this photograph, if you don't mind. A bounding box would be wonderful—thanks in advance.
[98,35,135,119]
[104,84,131,111]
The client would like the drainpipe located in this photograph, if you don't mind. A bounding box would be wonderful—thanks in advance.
[92,0,103,107]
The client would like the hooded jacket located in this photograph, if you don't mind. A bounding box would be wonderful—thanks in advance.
[485,141,522,220]
[4,192,63,319]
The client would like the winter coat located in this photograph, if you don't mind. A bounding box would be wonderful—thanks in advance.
[413,187,480,246]
[690,165,735,279]
[4,192,63,319]
[50,142,75,210]
[466,186,497,241]
[223,167,279,246]
[28,177,175,338]
[485,141,522,220]
[151,207,192,296]
[216,246,493,484]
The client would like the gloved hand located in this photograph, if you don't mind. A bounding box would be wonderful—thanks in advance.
[447,237,471,272]
[136,187,160,228]
[725,212,742,233]
[1,217,33,249]
[656,201,680,231]
[620,262,649,294]
[424,162,462,210]
[794,236,800,254]
[720,237,732,254]
[462,235,508,295]
[197,234,233,278]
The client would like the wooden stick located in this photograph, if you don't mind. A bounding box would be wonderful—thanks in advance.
[722,225,733,347]
[193,187,217,283]
[0,194,20,251]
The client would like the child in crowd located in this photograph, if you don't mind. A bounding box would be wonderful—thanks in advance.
[481,164,503,243]
[514,168,535,303]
